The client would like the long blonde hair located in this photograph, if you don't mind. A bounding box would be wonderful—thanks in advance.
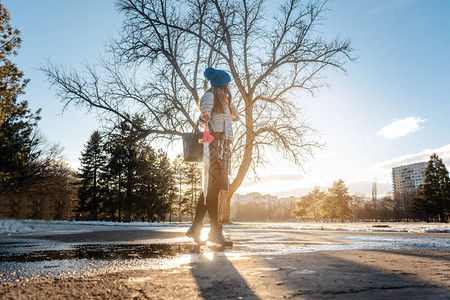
[207,84,232,114]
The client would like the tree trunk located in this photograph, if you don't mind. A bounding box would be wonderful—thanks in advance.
[118,175,122,222]
[124,170,133,222]
[93,165,98,221]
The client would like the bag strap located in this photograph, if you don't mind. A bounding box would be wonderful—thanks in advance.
[194,119,213,134]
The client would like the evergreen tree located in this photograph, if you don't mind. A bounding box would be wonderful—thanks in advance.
[308,186,327,220]
[327,180,352,222]
[291,186,326,221]
[171,154,185,223]
[171,154,202,223]
[77,131,106,220]
[0,3,28,125]
[0,3,41,194]
[291,198,311,219]
[105,118,174,222]
[102,124,148,222]
[116,120,141,222]
[183,161,202,222]
[135,149,174,222]
[412,184,434,222]
[101,138,127,221]
[423,153,450,222]
[134,144,158,221]
[151,150,174,221]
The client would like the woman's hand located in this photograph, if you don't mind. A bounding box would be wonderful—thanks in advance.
[201,110,210,121]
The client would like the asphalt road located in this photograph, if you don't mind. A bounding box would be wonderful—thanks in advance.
[0,225,449,299]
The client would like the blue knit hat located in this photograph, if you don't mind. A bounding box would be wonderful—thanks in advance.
[204,67,231,87]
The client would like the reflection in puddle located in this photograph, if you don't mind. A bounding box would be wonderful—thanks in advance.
[0,244,199,263]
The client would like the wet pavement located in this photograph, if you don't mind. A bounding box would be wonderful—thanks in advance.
[1,224,449,285]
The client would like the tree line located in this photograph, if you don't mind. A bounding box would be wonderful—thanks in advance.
[291,154,450,223]
[0,2,203,222]
[1,115,203,222]
[76,125,202,222]
[291,180,352,222]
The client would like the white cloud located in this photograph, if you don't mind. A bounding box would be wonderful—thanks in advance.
[373,144,450,171]
[376,116,426,139]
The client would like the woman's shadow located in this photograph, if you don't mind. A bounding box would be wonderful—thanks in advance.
[190,245,259,299]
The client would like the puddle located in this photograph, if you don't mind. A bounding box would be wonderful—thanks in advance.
[244,241,322,245]
[0,243,200,263]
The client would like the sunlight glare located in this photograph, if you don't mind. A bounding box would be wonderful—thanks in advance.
[200,227,209,241]
[203,252,214,261]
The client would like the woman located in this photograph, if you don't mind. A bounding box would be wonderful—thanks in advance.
[186,67,239,246]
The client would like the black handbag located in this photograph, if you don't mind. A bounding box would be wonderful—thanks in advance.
[182,124,203,163]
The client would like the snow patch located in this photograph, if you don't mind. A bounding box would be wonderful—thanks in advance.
[1,219,449,237]
[224,222,450,234]
[0,220,36,235]
[0,219,186,236]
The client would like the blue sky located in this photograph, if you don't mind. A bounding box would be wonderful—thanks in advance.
[4,0,450,196]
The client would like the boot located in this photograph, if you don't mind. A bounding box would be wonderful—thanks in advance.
[186,225,206,245]
[207,224,233,246]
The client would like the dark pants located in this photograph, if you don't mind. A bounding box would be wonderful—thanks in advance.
[192,188,221,228]
[192,133,229,228]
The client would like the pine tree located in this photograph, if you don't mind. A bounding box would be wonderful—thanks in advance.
[291,186,326,221]
[0,3,41,194]
[171,154,186,223]
[184,161,202,222]
[151,150,174,221]
[0,3,28,125]
[327,180,352,222]
[77,131,106,220]
[171,154,201,223]
[412,184,434,222]
[423,153,450,222]
[101,138,127,221]
[135,149,174,222]
[291,198,311,219]
[116,120,141,222]
[106,118,174,222]
[134,144,158,221]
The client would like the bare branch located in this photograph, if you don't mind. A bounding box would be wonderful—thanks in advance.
[42,0,354,221]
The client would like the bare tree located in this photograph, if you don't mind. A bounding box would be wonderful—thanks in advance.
[42,0,353,223]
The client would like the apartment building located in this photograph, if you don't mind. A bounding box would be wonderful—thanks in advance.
[231,192,278,205]
[392,162,427,197]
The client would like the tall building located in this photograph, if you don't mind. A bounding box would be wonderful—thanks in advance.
[392,162,427,197]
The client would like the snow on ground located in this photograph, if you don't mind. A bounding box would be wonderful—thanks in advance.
[227,222,450,233]
[0,220,36,235]
[0,219,181,236]
[1,219,449,236]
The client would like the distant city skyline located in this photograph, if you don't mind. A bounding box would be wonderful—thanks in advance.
[4,0,450,197]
